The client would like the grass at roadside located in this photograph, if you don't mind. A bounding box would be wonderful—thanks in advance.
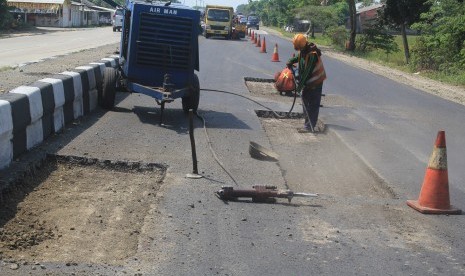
[267,26,465,87]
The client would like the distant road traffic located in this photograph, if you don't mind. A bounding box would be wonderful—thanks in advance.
[0,27,120,68]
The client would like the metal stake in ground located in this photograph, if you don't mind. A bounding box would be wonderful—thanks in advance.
[186,109,203,179]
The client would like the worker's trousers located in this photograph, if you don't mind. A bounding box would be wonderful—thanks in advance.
[302,83,323,130]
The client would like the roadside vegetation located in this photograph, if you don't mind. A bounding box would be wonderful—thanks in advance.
[0,0,12,30]
[238,0,465,87]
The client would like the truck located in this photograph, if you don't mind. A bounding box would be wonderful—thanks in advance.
[100,0,201,124]
[246,14,259,30]
[203,5,234,39]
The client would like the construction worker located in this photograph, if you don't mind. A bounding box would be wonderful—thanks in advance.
[286,34,326,133]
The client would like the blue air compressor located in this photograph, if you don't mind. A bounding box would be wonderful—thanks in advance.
[101,0,201,124]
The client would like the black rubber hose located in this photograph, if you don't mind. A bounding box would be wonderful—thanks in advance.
[199,88,298,118]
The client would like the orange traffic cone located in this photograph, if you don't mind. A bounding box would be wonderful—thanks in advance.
[260,36,267,53]
[251,31,254,42]
[407,131,462,214]
[271,43,280,62]
[256,35,261,47]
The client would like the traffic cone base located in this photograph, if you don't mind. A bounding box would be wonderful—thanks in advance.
[407,200,461,214]
[406,131,462,215]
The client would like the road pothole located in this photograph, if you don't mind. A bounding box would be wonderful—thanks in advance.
[0,155,166,265]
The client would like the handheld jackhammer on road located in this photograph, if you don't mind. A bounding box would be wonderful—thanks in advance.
[216,185,318,203]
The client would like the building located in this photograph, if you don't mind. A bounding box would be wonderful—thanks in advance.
[356,3,384,33]
[7,0,113,27]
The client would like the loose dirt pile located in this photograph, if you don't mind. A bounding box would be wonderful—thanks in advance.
[0,157,165,265]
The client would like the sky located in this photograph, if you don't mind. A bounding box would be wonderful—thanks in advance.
[181,0,249,9]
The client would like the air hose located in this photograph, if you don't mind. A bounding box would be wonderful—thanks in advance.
[195,87,299,186]
[199,88,299,119]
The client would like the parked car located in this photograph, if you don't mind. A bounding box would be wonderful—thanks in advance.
[112,8,123,32]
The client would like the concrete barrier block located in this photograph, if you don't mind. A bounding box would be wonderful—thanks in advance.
[49,74,75,104]
[10,86,45,150]
[101,58,116,67]
[39,78,66,108]
[26,119,43,150]
[72,97,83,119]
[0,99,13,136]
[53,107,65,133]
[99,59,112,67]
[0,92,31,133]
[10,86,43,122]
[88,64,104,106]
[75,66,99,113]
[0,100,13,169]
[61,71,83,119]
[89,88,98,112]
[30,81,55,116]
[76,66,97,91]
[74,69,90,115]
[39,78,66,133]
[0,132,13,169]
[42,113,54,139]
[110,55,120,63]
[90,62,106,77]
[49,74,75,124]
[12,129,27,158]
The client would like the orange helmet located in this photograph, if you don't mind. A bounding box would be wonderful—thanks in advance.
[292,34,307,50]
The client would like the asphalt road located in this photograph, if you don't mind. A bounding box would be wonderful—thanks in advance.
[1,27,465,275]
[0,26,120,68]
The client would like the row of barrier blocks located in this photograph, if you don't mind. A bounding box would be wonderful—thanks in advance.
[0,57,119,169]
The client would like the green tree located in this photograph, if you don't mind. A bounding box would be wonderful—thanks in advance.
[357,17,399,55]
[298,4,345,37]
[236,4,248,14]
[0,0,12,30]
[383,0,431,63]
[410,0,465,72]
[347,0,356,51]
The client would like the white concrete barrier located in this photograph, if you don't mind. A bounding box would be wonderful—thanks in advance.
[0,100,13,169]
[10,86,44,149]
[60,71,84,119]
[39,78,66,133]
[0,56,119,170]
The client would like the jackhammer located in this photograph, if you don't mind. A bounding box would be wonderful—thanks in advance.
[215,185,318,203]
